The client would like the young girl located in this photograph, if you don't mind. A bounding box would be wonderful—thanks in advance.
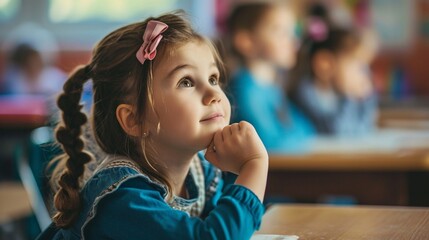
[288,17,377,136]
[38,12,268,239]
[226,2,314,153]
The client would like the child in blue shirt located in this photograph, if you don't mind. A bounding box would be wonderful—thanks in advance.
[226,2,314,153]
[287,17,377,136]
[38,11,268,240]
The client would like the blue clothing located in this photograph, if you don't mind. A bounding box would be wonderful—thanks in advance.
[1,66,66,95]
[227,68,314,153]
[290,77,377,136]
[48,152,264,240]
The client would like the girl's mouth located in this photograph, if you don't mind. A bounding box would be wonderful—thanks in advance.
[200,113,224,122]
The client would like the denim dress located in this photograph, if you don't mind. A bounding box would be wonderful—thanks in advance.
[47,152,264,240]
[228,68,315,153]
[290,77,377,136]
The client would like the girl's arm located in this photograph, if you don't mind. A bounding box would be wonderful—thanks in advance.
[85,122,267,239]
[204,121,268,202]
[85,177,264,240]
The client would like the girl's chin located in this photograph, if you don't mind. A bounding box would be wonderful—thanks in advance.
[199,132,219,150]
[195,124,228,151]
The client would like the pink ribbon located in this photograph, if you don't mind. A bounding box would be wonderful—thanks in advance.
[308,17,328,42]
[136,20,168,64]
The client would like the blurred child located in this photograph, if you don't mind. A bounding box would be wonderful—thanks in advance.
[37,12,268,239]
[1,43,66,96]
[288,17,378,136]
[226,2,314,153]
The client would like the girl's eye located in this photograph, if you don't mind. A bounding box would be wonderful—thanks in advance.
[209,76,219,86]
[178,78,194,88]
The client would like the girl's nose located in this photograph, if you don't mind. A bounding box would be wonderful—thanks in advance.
[203,88,222,105]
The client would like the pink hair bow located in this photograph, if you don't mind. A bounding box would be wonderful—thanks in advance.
[308,17,328,41]
[136,20,168,64]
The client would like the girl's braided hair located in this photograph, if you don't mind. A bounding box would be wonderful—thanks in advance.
[50,11,226,228]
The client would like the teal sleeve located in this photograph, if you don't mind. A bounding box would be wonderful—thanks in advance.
[84,178,264,240]
[233,83,313,153]
[198,152,239,219]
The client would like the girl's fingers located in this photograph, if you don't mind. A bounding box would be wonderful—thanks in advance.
[230,123,240,135]
[205,131,222,165]
[204,147,219,166]
[222,125,231,140]
[213,129,223,151]
[239,121,254,135]
[206,139,216,153]
[238,121,248,130]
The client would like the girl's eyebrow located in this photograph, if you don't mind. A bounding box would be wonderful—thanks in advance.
[166,64,193,78]
[166,62,218,79]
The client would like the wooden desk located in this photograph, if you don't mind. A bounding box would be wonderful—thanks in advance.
[0,182,32,224]
[0,95,48,129]
[266,129,429,206]
[378,107,429,130]
[257,204,429,240]
[0,95,49,180]
[269,150,429,171]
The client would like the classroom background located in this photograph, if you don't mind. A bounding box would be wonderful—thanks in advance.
[1,0,429,239]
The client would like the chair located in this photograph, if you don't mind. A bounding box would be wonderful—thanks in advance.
[15,144,52,231]
[15,126,57,232]
[0,181,33,239]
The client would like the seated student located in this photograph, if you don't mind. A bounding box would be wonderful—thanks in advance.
[226,2,314,153]
[1,43,66,96]
[287,17,378,136]
[37,11,268,240]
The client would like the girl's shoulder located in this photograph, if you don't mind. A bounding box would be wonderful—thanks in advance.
[83,155,167,199]
[58,156,168,240]
[83,153,220,205]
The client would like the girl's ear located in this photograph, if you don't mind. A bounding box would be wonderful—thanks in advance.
[116,104,142,137]
[312,50,336,83]
[233,30,254,58]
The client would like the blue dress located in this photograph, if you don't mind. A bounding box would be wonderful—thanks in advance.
[290,77,377,136]
[42,152,264,240]
[227,68,314,154]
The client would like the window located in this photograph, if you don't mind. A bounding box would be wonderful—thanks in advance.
[0,0,20,21]
[49,0,184,23]
[0,0,215,50]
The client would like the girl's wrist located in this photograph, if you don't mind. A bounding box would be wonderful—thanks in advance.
[238,157,268,175]
[235,156,268,202]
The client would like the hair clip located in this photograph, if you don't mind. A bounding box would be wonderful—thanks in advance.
[136,20,168,64]
[307,17,328,42]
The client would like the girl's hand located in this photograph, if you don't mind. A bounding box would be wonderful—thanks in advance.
[205,121,268,175]
[338,77,372,99]
[205,121,268,202]
[335,63,373,100]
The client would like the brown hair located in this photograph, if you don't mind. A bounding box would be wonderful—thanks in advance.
[9,43,41,68]
[287,25,361,94]
[226,3,273,64]
[50,11,226,228]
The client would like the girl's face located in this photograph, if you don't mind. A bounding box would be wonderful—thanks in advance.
[146,41,231,154]
[252,6,297,69]
[335,50,372,98]
[337,55,368,81]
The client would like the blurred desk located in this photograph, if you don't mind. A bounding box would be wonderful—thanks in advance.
[267,129,429,206]
[0,95,49,180]
[257,204,429,239]
[0,182,32,224]
[378,107,429,130]
[0,95,48,129]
